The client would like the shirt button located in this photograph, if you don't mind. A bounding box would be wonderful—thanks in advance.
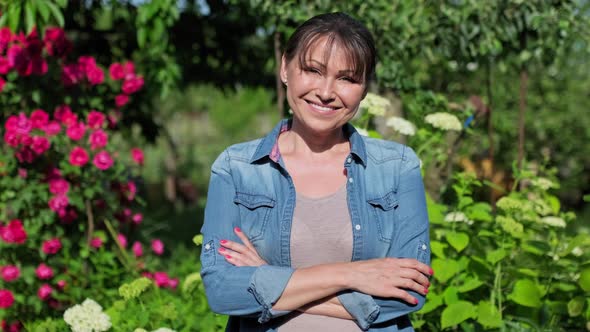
[355,224,361,231]
[347,157,352,163]
[421,244,427,250]
[204,244,211,250]
[349,178,354,184]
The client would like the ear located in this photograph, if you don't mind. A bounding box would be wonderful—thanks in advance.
[280,55,288,84]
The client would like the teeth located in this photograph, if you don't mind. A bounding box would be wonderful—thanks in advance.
[309,102,337,112]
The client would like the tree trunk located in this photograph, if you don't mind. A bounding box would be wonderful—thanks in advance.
[517,68,528,178]
[274,30,285,118]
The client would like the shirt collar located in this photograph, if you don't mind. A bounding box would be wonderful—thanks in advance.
[250,119,367,167]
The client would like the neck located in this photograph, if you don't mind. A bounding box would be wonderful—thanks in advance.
[280,119,349,159]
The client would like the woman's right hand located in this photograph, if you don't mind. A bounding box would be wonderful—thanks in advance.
[346,258,432,305]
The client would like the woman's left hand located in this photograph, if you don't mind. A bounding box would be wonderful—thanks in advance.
[218,227,268,267]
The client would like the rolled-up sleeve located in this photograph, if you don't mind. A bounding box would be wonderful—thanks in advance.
[338,146,431,330]
[200,150,295,323]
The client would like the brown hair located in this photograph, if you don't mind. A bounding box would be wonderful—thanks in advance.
[283,12,376,83]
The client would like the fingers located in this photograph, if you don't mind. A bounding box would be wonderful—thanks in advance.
[395,258,433,277]
[234,227,256,252]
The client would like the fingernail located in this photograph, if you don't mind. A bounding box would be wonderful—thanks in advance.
[426,281,430,287]
[225,254,232,259]
[414,298,419,305]
[429,268,434,275]
[424,288,429,294]
[220,240,227,244]
[218,247,225,252]
[234,227,241,233]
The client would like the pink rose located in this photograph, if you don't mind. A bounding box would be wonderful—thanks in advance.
[78,56,96,72]
[37,284,53,301]
[151,239,164,255]
[42,238,62,255]
[0,289,15,308]
[93,150,113,170]
[0,56,11,75]
[48,194,69,212]
[35,263,54,280]
[115,94,129,108]
[66,121,86,141]
[43,121,61,136]
[0,27,12,51]
[45,167,62,181]
[5,321,23,332]
[123,61,135,78]
[54,105,77,127]
[11,112,32,135]
[168,278,179,289]
[4,115,18,132]
[31,136,50,155]
[117,234,128,248]
[87,110,105,129]
[4,131,19,147]
[59,208,78,224]
[18,168,27,178]
[30,109,49,129]
[122,181,137,201]
[0,220,27,244]
[86,66,104,85]
[69,146,89,166]
[15,147,36,163]
[19,134,33,146]
[61,63,83,86]
[57,280,66,290]
[107,111,121,128]
[122,75,144,94]
[48,178,69,195]
[132,213,143,225]
[90,237,103,249]
[109,62,124,80]
[153,272,169,288]
[0,265,20,282]
[132,241,143,257]
[43,27,72,57]
[88,129,108,150]
[131,148,144,165]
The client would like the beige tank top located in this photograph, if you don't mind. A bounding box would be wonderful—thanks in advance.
[279,185,361,331]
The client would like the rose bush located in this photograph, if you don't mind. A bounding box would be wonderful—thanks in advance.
[0,26,175,329]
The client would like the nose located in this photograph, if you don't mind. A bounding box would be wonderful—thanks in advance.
[316,78,335,103]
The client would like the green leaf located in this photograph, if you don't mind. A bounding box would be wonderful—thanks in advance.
[517,268,540,277]
[192,234,203,246]
[419,291,443,314]
[446,231,469,252]
[430,240,447,259]
[440,301,476,329]
[443,286,459,304]
[546,195,560,214]
[432,258,460,283]
[35,0,50,22]
[486,249,507,265]
[477,301,502,328]
[137,28,147,48]
[567,296,585,317]
[579,267,590,292]
[45,1,64,27]
[458,277,484,293]
[508,279,542,308]
[25,1,36,34]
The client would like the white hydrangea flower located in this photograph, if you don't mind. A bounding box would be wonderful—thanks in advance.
[64,298,111,332]
[531,177,555,190]
[134,329,148,332]
[385,116,416,136]
[355,127,369,137]
[540,216,566,228]
[425,112,462,131]
[444,212,473,225]
[359,93,390,116]
[153,329,176,332]
[571,247,583,257]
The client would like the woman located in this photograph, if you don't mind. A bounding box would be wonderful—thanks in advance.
[200,12,432,332]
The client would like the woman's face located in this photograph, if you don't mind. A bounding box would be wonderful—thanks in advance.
[280,37,367,136]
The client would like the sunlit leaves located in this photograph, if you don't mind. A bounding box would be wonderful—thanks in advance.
[508,279,543,308]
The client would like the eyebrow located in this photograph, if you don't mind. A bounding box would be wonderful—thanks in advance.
[306,59,355,74]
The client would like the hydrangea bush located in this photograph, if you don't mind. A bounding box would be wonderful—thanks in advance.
[0,27,176,329]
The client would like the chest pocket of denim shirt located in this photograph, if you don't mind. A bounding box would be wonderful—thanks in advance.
[233,192,275,242]
[367,190,399,243]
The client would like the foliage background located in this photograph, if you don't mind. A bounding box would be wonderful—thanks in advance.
[0,0,589,331]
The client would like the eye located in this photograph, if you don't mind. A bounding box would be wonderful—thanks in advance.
[303,66,321,75]
[340,76,359,83]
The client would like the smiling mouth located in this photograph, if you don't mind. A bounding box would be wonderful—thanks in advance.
[306,100,341,112]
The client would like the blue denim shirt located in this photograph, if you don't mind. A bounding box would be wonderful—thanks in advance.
[200,119,430,331]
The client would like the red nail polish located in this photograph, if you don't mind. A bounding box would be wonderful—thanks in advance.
[424,288,429,294]
[225,254,232,259]
[219,247,225,252]
[414,298,419,305]
[234,227,241,233]
[429,268,434,275]
[220,240,227,244]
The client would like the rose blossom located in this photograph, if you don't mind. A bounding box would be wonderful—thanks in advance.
[19,134,33,146]
[11,112,32,135]
[15,147,36,163]
[0,56,11,74]
[4,131,19,147]
[132,241,143,257]
[0,289,15,308]
[61,63,83,86]
[69,146,89,166]
[88,129,108,150]
[59,208,78,224]
[153,272,169,288]
[132,213,143,225]
[0,220,27,244]
[66,122,86,141]
[78,56,96,72]
[48,194,69,212]
[43,121,61,136]
[151,239,164,255]
[30,109,49,129]
[42,238,62,255]
[37,284,53,301]
[0,27,11,51]
[121,181,137,201]
[57,280,66,290]
[109,62,124,80]
[90,237,103,249]
[0,266,20,282]
[115,94,129,108]
[131,148,144,165]
[86,65,104,85]
[93,150,113,170]
[18,168,27,179]
[48,178,69,195]
[35,263,54,280]
[122,75,144,94]
[54,104,77,127]
[117,234,127,248]
[87,110,105,129]
[31,136,50,155]
[43,27,72,57]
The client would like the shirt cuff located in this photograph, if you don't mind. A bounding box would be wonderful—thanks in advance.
[338,290,380,330]
[248,265,295,323]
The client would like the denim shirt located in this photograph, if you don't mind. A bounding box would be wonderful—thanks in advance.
[200,119,430,331]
